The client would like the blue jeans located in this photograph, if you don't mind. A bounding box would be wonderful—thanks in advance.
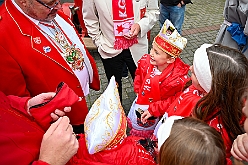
[159,3,185,34]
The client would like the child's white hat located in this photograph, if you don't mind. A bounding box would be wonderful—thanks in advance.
[153,19,187,58]
[193,44,212,93]
[84,76,127,154]
[157,116,184,150]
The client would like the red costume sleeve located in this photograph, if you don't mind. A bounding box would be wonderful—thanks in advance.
[134,67,141,94]
[148,91,181,117]
[148,75,189,117]
[166,85,203,117]
[32,160,50,165]
[134,55,148,94]
[7,94,30,116]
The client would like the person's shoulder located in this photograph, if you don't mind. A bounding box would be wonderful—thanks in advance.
[184,85,203,95]
[0,5,9,25]
[140,54,150,61]
[137,54,150,66]
[56,10,71,22]
[174,58,190,70]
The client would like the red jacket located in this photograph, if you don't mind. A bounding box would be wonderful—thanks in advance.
[134,54,190,117]
[207,114,237,165]
[69,134,156,165]
[0,91,49,165]
[166,85,203,117]
[0,0,100,125]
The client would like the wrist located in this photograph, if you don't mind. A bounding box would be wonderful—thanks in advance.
[180,1,185,6]
[25,98,32,116]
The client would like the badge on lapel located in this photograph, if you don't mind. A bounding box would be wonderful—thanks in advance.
[43,46,51,53]
[33,37,41,44]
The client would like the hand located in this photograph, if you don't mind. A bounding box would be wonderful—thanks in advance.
[177,1,184,7]
[27,92,56,110]
[124,23,140,40]
[141,110,152,124]
[231,133,248,162]
[27,92,81,121]
[39,116,79,165]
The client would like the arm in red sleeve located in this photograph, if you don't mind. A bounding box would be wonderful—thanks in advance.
[32,160,50,165]
[148,94,179,117]
[134,66,141,94]
[147,75,189,117]
[7,95,31,116]
[134,54,149,94]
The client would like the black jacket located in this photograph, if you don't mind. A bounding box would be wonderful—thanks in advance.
[160,0,192,6]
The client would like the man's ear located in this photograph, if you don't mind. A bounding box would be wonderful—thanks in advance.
[167,57,176,64]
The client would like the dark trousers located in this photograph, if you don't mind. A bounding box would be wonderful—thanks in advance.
[122,63,129,77]
[100,49,137,102]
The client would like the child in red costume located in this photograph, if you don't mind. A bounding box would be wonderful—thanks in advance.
[192,44,248,165]
[70,76,156,165]
[162,43,212,118]
[127,19,190,139]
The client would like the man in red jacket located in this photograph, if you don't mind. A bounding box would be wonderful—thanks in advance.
[0,83,80,165]
[0,0,100,133]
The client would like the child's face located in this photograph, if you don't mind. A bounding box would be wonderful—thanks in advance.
[150,43,174,71]
[242,96,248,133]
[190,66,206,92]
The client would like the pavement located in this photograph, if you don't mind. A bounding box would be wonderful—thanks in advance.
[85,0,226,115]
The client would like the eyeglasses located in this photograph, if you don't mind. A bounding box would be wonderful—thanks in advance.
[35,0,60,11]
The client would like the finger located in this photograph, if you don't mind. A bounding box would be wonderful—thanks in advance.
[45,117,63,135]
[141,113,147,122]
[51,113,59,121]
[232,140,246,161]
[54,109,66,117]
[141,116,147,124]
[75,136,79,148]
[143,116,149,124]
[130,24,139,36]
[129,25,135,34]
[123,36,130,40]
[56,116,71,132]
[65,125,74,136]
[129,31,133,36]
[141,114,145,122]
[63,107,71,112]
[231,148,243,161]
[132,29,139,36]
[123,34,131,39]
[71,136,79,153]
[40,92,56,100]
[237,135,248,157]
[143,119,147,124]
[232,136,248,161]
